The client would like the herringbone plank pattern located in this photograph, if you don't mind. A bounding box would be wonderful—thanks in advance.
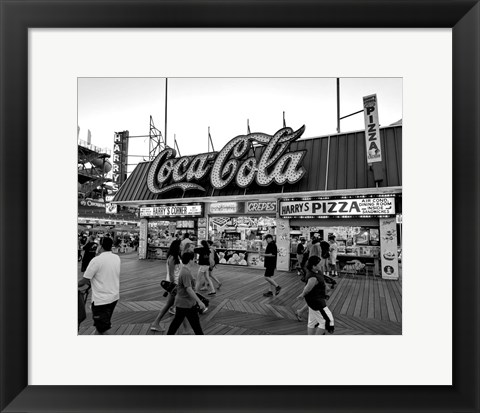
[78,252,402,335]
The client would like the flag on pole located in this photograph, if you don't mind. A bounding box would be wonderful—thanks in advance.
[283,111,286,128]
[208,127,215,152]
[247,119,251,134]
[87,129,92,144]
[174,134,181,156]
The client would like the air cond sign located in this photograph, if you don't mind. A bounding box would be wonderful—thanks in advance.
[279,196,395,218]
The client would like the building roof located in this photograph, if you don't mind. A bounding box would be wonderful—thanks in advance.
[113,125,402,204]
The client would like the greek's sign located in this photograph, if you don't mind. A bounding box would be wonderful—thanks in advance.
[363,94,382,163]
[147,126,307,195]
[79,199,105,209]
[209,202,239,214]
[140,204,203,218]
[246,201,277,214]
[279,196,395,218]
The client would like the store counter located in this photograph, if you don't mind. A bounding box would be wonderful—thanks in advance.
[147,245,169,259]
[337,254,380,275]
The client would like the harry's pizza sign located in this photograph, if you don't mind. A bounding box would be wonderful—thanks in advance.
[279,196,395,218]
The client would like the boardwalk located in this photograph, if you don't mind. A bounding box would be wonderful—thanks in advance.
[78,252,402,335]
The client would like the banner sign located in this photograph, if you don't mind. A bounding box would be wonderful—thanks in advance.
[112,131,129,192]
[147,126,307,195]
[246,201,277,214]
[363,94,382,164]
[279,195,395,218]
[105,203,118,214]
[209,202,242,215]
[79,199,105,209]
[379,217,399,280]
[140,204,203,218]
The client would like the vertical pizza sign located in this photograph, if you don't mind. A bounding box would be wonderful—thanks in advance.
[379,218,399,280]
[363,94,382,163]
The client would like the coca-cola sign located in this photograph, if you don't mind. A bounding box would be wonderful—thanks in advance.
[147,126,307,195]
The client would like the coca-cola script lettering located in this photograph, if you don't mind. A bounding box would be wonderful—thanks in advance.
[147,126,307,194]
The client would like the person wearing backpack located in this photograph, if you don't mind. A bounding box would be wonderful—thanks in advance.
[207,240,222,290]
[194,240,216,295]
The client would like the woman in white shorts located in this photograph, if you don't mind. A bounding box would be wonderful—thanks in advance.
[150,238,182,332]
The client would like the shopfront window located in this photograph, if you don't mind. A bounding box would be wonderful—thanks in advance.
[290,225,381,258]
[208,216,276,267]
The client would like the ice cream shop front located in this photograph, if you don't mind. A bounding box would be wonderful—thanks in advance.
[112,122,402,280]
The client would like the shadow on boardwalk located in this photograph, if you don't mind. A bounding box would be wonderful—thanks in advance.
[78,252,402,335]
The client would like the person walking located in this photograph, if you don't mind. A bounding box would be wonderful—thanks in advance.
[78,236,121,335]
[319,238,331,275]
[309,237,321,259]
[207,240,222,290]
[78,236,83,262]
[194,240,216,296]
[297,255,335,335]
[180,232,193,255]
[296,237,306,275]
[328,235,339,277]
[150,238,182,332]
[81,235,98,273]
[262,234,281,297]
[167,252,206,335]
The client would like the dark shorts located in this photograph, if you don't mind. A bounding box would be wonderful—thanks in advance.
[264,267,275,277]
[92,300,118,333]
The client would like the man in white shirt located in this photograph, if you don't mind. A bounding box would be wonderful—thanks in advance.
[78,236,121,335]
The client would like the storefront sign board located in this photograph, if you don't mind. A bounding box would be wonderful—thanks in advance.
[209,202,241,214]
[245,201,277,214]
[147,126,307,195]
[105,203,117,214]
[140,204,203,218]
[379,217,399,280]
[279,196,395,218]
[112,131,129,191]
[363,94,382,164]
[79,199,105,209]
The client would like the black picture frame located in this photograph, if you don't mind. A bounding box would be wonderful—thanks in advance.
[1,1,478,412]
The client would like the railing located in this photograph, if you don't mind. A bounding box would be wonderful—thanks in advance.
[78,139,111,156]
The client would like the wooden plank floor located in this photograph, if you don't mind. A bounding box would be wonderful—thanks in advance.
[78,252,402,335]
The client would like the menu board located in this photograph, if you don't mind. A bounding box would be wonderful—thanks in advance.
[138,218,148,259]
[197,228,207,241]
[176,220,194,229]
[379,218,399,280]
[275,218,290,271]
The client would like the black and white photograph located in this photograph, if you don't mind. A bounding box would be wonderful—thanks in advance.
[4,1,479,409]
[77,77,403,335]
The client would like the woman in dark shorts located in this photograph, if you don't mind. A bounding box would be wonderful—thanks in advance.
[297,255,335,335]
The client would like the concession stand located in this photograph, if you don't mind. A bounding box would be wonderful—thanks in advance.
[112,120,402,280]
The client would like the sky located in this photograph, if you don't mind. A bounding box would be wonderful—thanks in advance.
[78,77,402,174]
